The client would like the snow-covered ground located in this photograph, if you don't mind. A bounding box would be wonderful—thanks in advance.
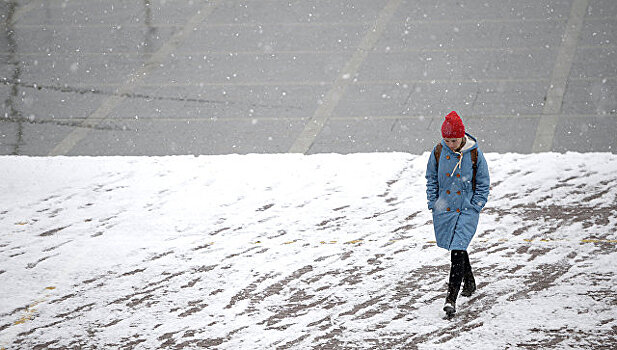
[1,152,616,349]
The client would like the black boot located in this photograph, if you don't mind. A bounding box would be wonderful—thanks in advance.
[461,274,476,297]
[444,250,465,317]
[443,283,457,318]
[461,251,476,297]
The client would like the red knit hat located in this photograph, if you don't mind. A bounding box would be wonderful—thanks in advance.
[441,111,465,138]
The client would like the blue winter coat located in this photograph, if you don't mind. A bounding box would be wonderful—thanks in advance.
[425,134,490,251]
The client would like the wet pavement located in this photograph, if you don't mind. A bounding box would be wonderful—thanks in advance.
[0,0,616,156]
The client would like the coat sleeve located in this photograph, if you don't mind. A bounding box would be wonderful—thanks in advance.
[471,149,490,212]
[425,148,439,210]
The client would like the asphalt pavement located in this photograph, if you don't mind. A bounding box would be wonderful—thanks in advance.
[0,0,616,156]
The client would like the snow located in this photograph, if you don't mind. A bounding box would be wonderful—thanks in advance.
[1,152,617,348]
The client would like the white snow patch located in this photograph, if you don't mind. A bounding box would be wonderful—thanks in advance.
[1,153,616,348]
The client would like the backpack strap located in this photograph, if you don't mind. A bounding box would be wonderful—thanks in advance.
[471,148,478,192]
[434,143,442,167]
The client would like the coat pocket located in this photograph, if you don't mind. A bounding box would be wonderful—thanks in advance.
[461,188,479,213]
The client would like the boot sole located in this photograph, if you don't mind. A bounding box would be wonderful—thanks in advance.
[443,305,455,318]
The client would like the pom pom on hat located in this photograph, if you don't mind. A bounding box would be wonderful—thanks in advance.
[441,111,465,138]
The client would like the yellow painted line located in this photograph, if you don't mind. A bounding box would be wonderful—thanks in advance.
[345,239,364,245]
[12,286,56,326]
[581,239,617,243]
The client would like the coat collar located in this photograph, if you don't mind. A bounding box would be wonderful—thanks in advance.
[441,133,478,154]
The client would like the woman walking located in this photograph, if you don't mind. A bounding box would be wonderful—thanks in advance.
[425,111,490,318]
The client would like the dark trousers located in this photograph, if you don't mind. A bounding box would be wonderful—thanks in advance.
[446,250,473,304]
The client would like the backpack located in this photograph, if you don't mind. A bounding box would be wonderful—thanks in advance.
[434,143,478,191]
